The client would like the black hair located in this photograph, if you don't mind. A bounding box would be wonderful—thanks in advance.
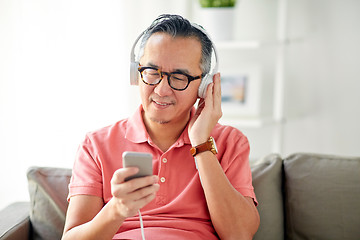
[137,14,213,75]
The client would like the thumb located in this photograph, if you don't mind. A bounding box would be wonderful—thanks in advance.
[111,167,139,184]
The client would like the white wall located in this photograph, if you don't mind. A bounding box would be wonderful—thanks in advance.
[0,0,132,209]
[1,0,360,210]
[219,0,360,159]
[0,0,191,211]
[283,0,360,156]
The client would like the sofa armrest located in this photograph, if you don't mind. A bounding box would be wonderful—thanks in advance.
[0,202,31,240]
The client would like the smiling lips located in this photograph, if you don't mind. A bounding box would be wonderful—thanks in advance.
[152,99,174,108]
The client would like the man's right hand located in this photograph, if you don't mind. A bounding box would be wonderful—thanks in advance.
[62,169,159,240]
[110,167,160,218]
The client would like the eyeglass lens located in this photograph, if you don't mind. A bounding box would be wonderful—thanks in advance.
[141,68,189,90]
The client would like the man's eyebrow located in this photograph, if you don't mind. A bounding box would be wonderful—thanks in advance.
[147,62,190,75]
[173,68,190,75]
[148,63,159,68]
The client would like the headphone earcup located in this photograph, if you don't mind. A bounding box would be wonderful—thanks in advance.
[198,73,214,98]
[130,61,140,85]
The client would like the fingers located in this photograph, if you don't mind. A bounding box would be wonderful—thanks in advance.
[204,81,214,105]
[127,182,159,204]
[194,98,205,118]
[113,185,158,218]
[213,73,222,102]
[111,169,159,217]
[111,169,158,197]
[115,180,159,206]
[204,72,220,99]
[111,167,139,184]
[213,73,223,118]
[203,73,222,116]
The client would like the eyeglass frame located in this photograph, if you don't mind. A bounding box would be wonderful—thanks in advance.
[138,66,203,91]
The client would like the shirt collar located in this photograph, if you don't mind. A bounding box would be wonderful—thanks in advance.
[125,105,195,146]
[125,105,149,143]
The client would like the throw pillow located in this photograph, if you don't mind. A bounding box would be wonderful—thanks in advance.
[251,154,284,240]
[27,167,72,240]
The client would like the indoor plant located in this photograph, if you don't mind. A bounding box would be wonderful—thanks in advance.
[199,0,237,8]
[198,0,238,41]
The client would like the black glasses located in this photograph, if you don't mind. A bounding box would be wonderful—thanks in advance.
[138,66,202,91]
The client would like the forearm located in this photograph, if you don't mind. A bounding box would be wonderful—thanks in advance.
[62,198,125,240]
[196,151,260,240]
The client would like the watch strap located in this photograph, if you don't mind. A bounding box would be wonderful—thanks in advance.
[190,137,217,156]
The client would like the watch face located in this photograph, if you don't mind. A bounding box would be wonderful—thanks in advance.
[210,137,218,154]
[190,147,197,156]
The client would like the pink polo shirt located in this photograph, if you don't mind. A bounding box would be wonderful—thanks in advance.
[68,105,257,240]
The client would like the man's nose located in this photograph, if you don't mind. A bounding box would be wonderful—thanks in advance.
[154,74,172,96]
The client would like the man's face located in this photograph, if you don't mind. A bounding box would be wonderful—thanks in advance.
[139,32,202,126]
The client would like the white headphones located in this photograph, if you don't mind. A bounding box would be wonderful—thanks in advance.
[129,22,219,98]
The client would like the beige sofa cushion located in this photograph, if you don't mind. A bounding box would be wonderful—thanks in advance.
[251,154,284,240]
[27,167,72,240]
[284,153,360,240]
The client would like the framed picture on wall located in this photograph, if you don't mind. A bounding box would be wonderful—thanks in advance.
[221,65,262,119]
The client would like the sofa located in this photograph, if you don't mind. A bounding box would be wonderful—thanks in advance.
[1,153,360,240]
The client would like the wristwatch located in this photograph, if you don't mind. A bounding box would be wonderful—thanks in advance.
[190,136,218,157]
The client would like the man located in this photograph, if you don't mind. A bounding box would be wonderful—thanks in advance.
[62,14,259,240]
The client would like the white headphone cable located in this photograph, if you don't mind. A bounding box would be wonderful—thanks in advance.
[138,210,146,240]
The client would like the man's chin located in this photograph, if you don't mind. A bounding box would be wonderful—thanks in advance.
[150,117,171,125]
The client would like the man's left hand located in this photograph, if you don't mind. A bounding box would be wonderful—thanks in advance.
[188,73,222,146]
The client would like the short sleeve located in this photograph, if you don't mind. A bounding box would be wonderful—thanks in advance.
[218,129,258,206]
[67,134,104,201]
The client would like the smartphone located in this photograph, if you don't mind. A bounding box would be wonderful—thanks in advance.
[122,151,153,181]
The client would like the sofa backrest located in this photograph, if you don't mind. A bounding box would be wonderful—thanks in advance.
[283,153,360,240]
[26,153,360,240]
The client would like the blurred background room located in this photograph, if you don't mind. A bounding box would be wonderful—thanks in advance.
[1,0,359,210]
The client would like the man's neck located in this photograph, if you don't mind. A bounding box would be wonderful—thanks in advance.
[142,111,190,153]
